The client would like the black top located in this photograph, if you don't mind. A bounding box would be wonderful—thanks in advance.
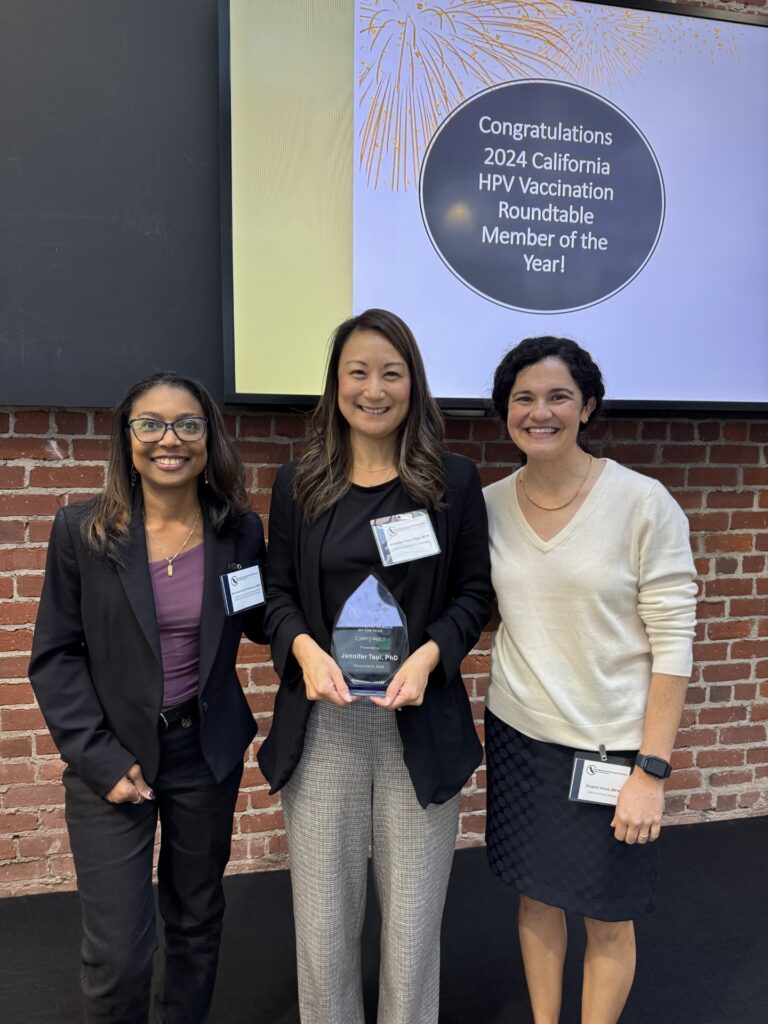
[320,478,410,633]
[259,453,493,808]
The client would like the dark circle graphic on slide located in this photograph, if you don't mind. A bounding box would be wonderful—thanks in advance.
[419,81,665,313]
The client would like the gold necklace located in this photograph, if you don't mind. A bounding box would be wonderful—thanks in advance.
[145,508,201,577]
[520,456,594,512]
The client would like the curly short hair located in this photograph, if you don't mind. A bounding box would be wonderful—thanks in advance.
[491,337,605,431]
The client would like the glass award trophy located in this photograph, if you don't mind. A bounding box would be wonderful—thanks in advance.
[331,574,409,696]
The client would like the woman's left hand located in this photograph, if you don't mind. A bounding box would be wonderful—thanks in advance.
[611,769,664,844]
[369,641,441,710]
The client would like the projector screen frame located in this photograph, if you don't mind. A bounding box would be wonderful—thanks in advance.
[218,0,768,415]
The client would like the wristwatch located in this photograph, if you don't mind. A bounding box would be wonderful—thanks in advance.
[634,753,672,779]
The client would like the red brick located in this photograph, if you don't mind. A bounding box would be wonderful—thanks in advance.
[660,444,706,464]
[235,441,290,464]
[0,736,33,758]
[54,411,89,435]
[708,770,754,787]
[0,811,38,831]
[702,662,751,683]
[649,467,686,488]
[29,465,105,488]
[72,438,110,459]
[0,548,47,571]
[751,705,768,722]
[0,762,35,784]
[687,467,738,487]
[716,794,739,811]
[695,748,744,768]
[686,792,713,811]
[15,577,44,598]
[478,467,509,486]
[0,861,48,883]
[697,707,745,725]
[706,490,754,509]
[473,419,503,441]
[0,437,69,461]
[0,707,46,731]
[732,640,768,659]
[743,467,768,486]
[92,411,113,435]
[676,727,717,747]
[602,444,657,464]
[17,834,69,858]
[28,520,54,543]
[730,599,768,617]
[703,534,753,554]
[0,521,25,544]
[710,444,760,464]
[0,658,31,680]
[0,602,38,627]
[13,411,50,433]
[706,620,752,641]
[722,422,749,442]
[746,746,768,763]
[2,784,64,808]
[0,466,25,488]
[665,770,701,791]
[696,601,725,620]
[687,512,729,533]
[0,412,9,432]
[704,578,752,598]
[719,725,765,745]
[0,494,63,517]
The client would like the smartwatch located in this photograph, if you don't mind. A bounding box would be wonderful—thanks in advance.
[634,753,672,779]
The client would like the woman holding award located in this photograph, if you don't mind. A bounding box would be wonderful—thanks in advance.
[259,308,492,1024]
[483,338,697,1024]
[30,372,266,1023]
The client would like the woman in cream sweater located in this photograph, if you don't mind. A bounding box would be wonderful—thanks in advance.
[483,337,697,1024]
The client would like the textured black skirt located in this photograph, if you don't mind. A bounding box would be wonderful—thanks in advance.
[485,709,658,921]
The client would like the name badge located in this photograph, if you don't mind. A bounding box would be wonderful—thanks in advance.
[220,564,265,616]
[371,510,441,567]
[569,750,633,806]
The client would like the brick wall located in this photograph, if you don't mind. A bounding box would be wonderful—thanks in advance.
[1,408,767,895]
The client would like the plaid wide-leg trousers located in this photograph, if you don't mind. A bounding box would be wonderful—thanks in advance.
[281,699,460,1024]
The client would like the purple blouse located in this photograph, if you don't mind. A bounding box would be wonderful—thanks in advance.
[149,542,205,708]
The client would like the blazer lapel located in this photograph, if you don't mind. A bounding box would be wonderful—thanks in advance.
[116,499,162,665]
[198,507,234,693]
[300,506,334,650]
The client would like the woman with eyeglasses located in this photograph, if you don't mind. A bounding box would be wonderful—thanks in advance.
[30,372,266,1024]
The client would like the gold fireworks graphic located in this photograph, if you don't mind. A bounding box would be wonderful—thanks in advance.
[554,2,661,89]
[358,1,741,191]
[358,0,575,191]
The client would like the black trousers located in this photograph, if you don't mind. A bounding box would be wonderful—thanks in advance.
[63,714,243,1024]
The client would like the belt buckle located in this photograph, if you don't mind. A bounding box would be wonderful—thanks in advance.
[159,711,170,732]
[181,713,193,729]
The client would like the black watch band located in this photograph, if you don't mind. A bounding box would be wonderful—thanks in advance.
[635,753,672,779]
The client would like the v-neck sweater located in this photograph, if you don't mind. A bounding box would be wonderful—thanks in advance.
[483,459,697,750]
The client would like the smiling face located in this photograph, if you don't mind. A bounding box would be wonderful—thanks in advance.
[506,357,596,462]
[128,385,207,494]
[337,328,411,447]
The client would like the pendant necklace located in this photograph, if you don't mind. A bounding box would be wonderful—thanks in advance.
[520,455,594,512]
[145,507,201,577]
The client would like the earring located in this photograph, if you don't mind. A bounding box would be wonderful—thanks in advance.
[204,467,209,486]
[130,465,137,487]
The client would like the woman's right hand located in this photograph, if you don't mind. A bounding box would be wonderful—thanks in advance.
[105,763,155,805]
[291,634,354,706]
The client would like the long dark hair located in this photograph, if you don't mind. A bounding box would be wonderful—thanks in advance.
[83,372,249,563]
[294,309,446,520]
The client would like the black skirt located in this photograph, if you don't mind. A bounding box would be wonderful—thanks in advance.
[485,709,658,921]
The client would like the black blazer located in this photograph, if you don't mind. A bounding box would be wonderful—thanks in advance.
[258,453,492,808]
[29,499,266,797]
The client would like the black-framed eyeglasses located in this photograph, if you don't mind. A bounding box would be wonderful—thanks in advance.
[127,417,208,443]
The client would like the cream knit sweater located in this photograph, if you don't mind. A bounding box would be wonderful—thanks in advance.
[483,459,697,750]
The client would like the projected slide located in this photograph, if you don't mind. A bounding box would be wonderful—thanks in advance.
[225,1,768,406]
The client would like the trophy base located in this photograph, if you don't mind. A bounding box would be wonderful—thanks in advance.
[346,679,389,697]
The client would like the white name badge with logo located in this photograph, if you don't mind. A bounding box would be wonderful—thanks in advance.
[569,751,633,806]
[371,510,441,567]
[220,564,265,616]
